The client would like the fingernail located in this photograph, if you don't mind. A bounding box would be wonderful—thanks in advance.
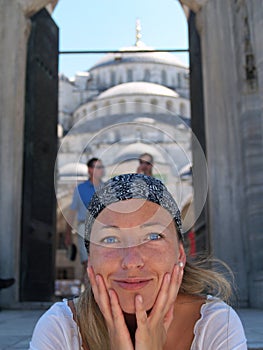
[136,294,143,303]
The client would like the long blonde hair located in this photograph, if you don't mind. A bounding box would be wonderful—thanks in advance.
[76,258,233,350]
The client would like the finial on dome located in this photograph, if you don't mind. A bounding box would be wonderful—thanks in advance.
[135,19,142,46]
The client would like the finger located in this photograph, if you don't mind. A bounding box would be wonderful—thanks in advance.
[163,304,175,331]
[87,265,99,298]
[109,289,129,327]
[135,294,148,329]
[150,264,183,321]
[167,263,184,303]
[95,274,113,324]
[150,272,171,317]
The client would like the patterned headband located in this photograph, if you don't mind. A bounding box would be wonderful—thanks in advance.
[84,173,183,251]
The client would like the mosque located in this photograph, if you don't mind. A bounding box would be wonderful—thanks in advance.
[57,21,191,207]
[55,22,193,291]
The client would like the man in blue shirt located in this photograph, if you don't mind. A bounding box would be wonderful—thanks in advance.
[65,158,104,284]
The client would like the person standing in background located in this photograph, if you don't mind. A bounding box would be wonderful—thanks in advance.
[65,158,104,285]
[136,152,154,176]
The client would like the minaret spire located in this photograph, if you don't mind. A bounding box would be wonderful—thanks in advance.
[135,19,142,46]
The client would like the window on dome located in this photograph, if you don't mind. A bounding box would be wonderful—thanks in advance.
[144,69,151,82]
[177,72,181,88]
[162,70,167,85]
[111,71,116,86]
[103,102,111,114]
[127,69,133,82]
[135,99,142,113]
[91,104,98,117]
[166,100,173,111]
[150,99,158,113]
[180,102,186,116]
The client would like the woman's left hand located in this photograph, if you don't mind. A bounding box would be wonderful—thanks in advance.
[134,263,184,350]
[88,265,134,350]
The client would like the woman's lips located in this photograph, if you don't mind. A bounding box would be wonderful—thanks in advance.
[113,278,152,290]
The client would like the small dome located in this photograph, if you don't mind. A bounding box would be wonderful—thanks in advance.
[59,162,87,177]
[97,82,179,99]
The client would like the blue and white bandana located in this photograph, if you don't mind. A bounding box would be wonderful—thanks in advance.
[84,173,182,251]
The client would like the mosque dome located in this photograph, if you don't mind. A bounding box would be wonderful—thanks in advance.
[97,82,179,99]
[89,42,186,70]
[59,162,87,178]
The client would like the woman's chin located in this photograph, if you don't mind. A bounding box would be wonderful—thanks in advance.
[119,298,153,314]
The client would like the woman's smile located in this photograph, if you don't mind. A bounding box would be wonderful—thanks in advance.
[112,277,153,291]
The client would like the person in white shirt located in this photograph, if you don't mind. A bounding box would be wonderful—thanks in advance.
[30,174,247,350]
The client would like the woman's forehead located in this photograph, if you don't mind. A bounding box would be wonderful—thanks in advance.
[93,199,174,228]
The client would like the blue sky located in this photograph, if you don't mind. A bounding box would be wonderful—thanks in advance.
[52,0,189,78]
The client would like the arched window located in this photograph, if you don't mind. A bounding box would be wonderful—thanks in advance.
[127,69,133,82]
[119,99,126,114]
[103,101,111,115]
[150,99,158,113]
[180,102,186,116]
[111,71,116,86]
[135,99,142,113]
[166,100,173,111]
[162,70,167,85]
[91,104,98,117]
[144,69,151,82]
[177,72,181,88]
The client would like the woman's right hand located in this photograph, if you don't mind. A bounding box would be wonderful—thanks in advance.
[87,265,134,350]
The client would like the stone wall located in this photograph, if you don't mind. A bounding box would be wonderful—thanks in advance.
[181,0,263,308]
[0,0,54,307]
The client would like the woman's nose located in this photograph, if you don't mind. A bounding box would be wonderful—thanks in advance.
[121,247,144,270]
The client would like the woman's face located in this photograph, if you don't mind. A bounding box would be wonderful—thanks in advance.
[89,198,185,314]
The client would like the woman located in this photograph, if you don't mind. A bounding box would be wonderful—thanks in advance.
[29,174,247,350]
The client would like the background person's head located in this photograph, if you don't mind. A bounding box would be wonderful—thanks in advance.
[87,158,104,183]
[85,174,184,313]
[137,153,154,176]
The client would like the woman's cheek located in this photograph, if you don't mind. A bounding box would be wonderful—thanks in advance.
[90,246,120,272]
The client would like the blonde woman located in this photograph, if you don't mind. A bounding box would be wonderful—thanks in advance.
[30,174,247,350]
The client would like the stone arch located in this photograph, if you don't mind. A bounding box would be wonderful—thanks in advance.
[150,98,158,113]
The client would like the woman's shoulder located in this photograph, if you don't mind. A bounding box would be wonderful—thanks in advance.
[29,299,80,350]
[196,296,244,327]
[191,296,247,349]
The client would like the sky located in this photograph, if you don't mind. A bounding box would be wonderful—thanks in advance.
[52,0,189,79]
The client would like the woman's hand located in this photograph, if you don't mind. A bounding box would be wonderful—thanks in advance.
[88,263,183,350]
[134,264,184,350]
[87,265,134,350]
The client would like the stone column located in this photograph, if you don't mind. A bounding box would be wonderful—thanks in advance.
[180,0,263,307]
[0,0,51,306]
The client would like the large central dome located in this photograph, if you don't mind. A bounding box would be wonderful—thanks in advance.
[89,41,187,71]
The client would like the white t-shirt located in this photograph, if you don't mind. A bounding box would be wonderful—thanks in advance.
[29,296,247,350]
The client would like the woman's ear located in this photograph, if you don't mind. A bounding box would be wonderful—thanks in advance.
[178,242,186,265]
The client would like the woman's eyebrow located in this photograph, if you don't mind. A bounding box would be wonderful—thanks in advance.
[140,222,167,229]
[99,224,120,231]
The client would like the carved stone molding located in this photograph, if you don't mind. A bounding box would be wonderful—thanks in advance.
[18,0,51,17]
[179,0,209,13]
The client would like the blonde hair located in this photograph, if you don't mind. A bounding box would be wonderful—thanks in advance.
[76,258,233,350]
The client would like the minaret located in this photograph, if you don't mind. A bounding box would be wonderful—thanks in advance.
[135,19,142,46]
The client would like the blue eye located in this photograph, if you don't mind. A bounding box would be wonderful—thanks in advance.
[147,233,163,241]
[101,236,119,244]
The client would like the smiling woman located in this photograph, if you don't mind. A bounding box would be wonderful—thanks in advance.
[29,174,247,350]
